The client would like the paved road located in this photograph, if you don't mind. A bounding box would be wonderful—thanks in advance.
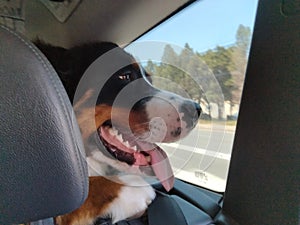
[160,124,236,192]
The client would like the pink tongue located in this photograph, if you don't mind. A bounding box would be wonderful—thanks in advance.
[100,127,174,191]
[147,147,175,192]
[131,141,174,192]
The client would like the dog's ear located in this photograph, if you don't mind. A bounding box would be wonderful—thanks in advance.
[34,40,67,71]
[33,40,77,99]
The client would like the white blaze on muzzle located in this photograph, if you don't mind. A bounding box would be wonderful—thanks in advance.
[144,91,197,143]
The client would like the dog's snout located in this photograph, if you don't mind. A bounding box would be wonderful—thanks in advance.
[180,101,201,128]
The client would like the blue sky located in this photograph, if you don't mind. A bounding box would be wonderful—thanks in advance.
[138,0,259,53]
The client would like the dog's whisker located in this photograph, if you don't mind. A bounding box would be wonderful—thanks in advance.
[134,121,151,126]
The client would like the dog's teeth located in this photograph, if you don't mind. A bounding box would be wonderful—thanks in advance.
[114,127,121,135]
[109,129,115,136]
[124,141,130,148]
[132,145,137,151]
[109,127,118,136]
[146,156,151,163]
[116,134,123,142]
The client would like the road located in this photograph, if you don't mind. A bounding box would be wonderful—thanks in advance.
[159,124,236,192]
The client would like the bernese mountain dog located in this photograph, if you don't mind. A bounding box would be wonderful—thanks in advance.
[34,41,201,225]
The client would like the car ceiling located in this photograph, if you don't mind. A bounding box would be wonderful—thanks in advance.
[25,0,192,48]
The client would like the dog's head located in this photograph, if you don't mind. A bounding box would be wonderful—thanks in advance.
[73,43,201,191]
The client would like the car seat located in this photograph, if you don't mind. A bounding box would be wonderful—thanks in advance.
[0,25,88,225]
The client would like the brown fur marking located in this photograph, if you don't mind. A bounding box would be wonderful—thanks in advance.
[75,91,149,141]
[56,177,123,225]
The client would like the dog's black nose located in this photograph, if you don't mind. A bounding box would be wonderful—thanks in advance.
[194,102,201,118]
[180,100,201,128]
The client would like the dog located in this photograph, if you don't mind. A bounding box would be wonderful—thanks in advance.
[35,41,201,225]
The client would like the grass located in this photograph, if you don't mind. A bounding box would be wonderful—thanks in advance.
[225,120,237,126]
[198,119,237,127]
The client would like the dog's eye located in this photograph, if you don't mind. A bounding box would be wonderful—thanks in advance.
[118,72,132,81]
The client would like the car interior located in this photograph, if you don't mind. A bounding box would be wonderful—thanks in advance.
[0,0,299,225]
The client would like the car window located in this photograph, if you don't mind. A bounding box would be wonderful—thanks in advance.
[125,0,258,192]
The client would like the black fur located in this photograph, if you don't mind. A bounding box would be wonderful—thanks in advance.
[35,41,157,111]
[35,41,119,101]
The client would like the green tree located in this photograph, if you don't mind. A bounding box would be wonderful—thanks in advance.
[144,25,252,119]
[199,46,234,118]
[145,60,156,74]
[162,44,178,65]
[148,45,181,93]
[230,25,252,110]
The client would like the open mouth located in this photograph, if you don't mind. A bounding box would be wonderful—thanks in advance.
[97,121,174,191]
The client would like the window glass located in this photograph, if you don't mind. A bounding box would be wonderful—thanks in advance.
[125,0,258,192]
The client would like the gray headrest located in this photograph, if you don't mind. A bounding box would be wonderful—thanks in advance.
[0,26,88,224]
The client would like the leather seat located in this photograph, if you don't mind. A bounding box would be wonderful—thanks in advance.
[0,25,88,224]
